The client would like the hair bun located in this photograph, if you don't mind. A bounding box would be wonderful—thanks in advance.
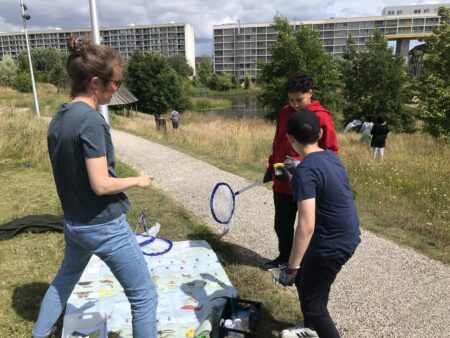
[67,36,91,55]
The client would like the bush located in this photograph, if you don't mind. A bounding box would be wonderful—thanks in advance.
[13,72,32,93]
[0,55,18,87]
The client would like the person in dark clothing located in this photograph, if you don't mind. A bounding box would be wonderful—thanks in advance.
[370,115,390,160]
[262,73,338,270]
[278,109,360,338]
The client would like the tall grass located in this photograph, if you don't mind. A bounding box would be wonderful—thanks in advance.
[340,133,450,261]
[112,112,275,177]
[0,106,51,171]
[112,112,450,263]
[0,84,68,117]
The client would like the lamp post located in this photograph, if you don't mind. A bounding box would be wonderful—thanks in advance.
[20,0,40,117]
[89,0,109,124]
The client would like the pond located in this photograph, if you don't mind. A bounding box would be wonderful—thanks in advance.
[199,95,269,119]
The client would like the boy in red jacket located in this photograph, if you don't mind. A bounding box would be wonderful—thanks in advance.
[262,73,338,270]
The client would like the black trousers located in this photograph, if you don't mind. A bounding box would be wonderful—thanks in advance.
[273,191,297,260]
[295,251,349,338]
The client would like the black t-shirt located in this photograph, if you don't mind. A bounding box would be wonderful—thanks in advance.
[47,102,130,224]
[370,123,389,148]
[292,150,360,259]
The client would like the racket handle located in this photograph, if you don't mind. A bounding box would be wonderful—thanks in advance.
[235,180,263,196]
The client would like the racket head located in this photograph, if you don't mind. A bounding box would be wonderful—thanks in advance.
[210,182,235,225]
[136,234,173,256]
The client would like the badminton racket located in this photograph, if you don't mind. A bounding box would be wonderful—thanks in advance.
[209,180,263,236]
[134,210,173,256]
[136,233,173,257]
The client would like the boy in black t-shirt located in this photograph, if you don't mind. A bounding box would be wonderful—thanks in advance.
[278,109,361,338]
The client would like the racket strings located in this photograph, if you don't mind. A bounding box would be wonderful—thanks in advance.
[210,183,235,224]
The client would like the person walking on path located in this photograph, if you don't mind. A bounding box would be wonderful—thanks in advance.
[370,115,390,160]
[278,109,360,338]
[32,36,158,338]
[262,73,339,270]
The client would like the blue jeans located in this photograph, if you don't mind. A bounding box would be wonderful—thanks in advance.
[32,214,158,338]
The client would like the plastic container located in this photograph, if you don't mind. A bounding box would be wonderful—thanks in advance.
[62,312,107,338]
[218,298,261,338]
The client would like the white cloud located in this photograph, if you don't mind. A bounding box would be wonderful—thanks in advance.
[0,0,447,55]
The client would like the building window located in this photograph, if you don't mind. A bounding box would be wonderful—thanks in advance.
[388,11,394,15]
[397,10,402,15]
[424,9,430,13]
[414,9,421,14]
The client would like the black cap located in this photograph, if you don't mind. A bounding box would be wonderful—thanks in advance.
[287,109,320,144]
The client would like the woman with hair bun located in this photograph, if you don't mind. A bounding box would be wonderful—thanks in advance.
[32,36,158,338]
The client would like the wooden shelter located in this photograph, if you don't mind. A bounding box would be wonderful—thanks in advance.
[108,85,139,116]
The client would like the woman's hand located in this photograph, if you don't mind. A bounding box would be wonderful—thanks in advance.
[137,174,154,188]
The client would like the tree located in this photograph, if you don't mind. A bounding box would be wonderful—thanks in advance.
[258,15,343,119]
[125,50,190,115]
[340,35,364,121]
[416,6,450,140]
[196,56,213,87]
[0,55,18,87]
[231,75,239,89]
[18,48,62,82]
[167,54,194,78]
[216,73,234,91]
[244,76,251,89]
[13,71,32,92]
[341,29,413,131]
[49,60,68,92]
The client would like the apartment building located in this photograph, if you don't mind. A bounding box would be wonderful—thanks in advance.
[0,23,196,73]
[213,4,447,79]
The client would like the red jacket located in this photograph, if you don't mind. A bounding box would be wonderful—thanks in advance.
[267,100,339,195]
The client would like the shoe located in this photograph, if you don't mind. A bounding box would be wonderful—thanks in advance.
[281,322,318,338]
[261,256,288,270]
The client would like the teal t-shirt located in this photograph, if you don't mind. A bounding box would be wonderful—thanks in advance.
[47,102,130,224]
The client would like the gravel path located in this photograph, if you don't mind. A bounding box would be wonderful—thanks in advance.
[112,129,450,338]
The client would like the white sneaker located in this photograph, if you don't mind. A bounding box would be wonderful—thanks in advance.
[281,322,318,338]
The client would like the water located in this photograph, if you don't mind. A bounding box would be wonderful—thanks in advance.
[200,95,268,119]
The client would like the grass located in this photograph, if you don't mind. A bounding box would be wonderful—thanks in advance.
[340,133,450,262]
[0,96,301,337]
[0,84,68,118]
[111,111,274,181]
[111,112,450,264]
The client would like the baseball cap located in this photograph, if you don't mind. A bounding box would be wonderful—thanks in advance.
[287,109,320,144]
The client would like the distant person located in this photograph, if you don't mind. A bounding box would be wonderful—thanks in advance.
[155,114,167,131]
[262,73,338,270]
[32,36,158,338]
[370,115,389,160]
[278,109,360,338]
[360,117,374,144]
[170,107,180,132]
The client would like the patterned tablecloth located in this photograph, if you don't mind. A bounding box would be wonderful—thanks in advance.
[64,239,237,338]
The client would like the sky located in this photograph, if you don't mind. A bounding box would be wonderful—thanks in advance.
[0,0,446,56]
